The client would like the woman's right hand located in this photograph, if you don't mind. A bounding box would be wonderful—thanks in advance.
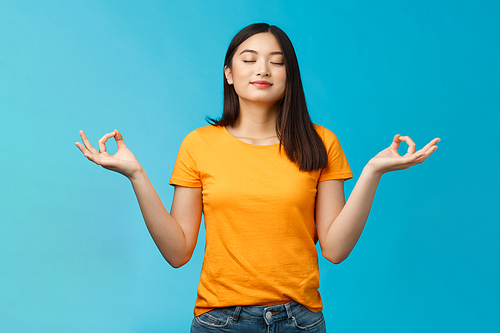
[75,129,143,179]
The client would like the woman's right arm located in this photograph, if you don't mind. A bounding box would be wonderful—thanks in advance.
[76,130,202,268]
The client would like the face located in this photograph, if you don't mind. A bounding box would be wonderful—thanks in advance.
[225,33,286,106]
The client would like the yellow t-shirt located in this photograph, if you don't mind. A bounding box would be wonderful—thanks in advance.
[169,124,352,316]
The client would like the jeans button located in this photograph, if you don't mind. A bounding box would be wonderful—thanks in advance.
[265,311,272,319]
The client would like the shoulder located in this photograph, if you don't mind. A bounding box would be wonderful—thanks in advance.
[181,125,224,143]
[313,124,340,145]
[178,125,228,156]
[192,124,222,135]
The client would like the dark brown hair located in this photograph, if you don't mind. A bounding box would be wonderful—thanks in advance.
[208,23,328,171]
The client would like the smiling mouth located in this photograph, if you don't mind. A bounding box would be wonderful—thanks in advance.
[251,81,272,87]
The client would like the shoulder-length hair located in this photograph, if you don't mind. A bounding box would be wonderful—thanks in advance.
[208,23,328,171]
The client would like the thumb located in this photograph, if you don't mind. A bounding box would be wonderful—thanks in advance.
[389,134,402,151]
[114,129,127,148]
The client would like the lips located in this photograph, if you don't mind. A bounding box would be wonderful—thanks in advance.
[251,80,272,87]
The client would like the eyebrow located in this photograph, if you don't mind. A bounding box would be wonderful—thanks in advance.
[239,49,283,56]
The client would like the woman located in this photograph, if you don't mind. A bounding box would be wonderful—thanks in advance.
[76,23,439,332]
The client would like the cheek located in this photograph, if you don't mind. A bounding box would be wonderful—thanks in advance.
[231,67,250,87]
[231,64,250,78]
[232,76,247,94]
[276,69,286,85]
[277,72,287,94]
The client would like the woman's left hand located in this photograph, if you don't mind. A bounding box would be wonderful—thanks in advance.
[367,134,440,176]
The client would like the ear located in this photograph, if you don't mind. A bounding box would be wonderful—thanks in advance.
[224,66,233,85]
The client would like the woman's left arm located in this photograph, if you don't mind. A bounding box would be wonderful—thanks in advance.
[316,135,440,264]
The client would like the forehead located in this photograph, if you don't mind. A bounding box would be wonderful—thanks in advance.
[236,32,282,55]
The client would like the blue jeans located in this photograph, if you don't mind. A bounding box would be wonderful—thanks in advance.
[190,301,326,332]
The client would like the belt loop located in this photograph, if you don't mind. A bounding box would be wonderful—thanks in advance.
[231,306,242,322]
[284,302,294,321]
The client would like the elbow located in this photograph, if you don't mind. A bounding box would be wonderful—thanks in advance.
[330,257,346,265]
[168,258,188,269]
[326,255,347,265]
[322,248,350,265]
[165,253,192,269]
[170,262,186,269]
[157,244,193,268]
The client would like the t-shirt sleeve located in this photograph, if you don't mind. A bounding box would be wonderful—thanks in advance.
[169,130,202,187]
[318,127,353,181]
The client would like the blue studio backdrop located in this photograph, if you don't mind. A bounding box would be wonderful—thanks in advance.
[1,1,499,332]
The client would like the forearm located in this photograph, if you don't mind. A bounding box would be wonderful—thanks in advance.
[129,170,189,267]
[323,164,382,263]
[319,135,439,264]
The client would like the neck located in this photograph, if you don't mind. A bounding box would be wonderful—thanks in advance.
[227,99,279,144]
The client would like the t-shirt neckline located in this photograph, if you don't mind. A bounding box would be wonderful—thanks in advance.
[222,126,280,149]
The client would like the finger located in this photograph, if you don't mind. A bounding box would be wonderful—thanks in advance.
[399,136,416,155]
[415,145,438,163]
[75,143,101,164]
[113,129,127,149]
[75,142,90,155]
[79,130,98,153]
[406,145,438,167]
[83,151,98,163]
[389,134,402,152]
[98,131,117,153]
[416,137,441,155]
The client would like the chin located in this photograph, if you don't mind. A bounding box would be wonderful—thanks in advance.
[241,98,282,106]
[239,93,284,105]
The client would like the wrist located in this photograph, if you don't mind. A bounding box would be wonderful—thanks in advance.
[363,161,384,180]
[128,166,146,182]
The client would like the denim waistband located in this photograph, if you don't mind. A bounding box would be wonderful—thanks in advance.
[219,301,306,325]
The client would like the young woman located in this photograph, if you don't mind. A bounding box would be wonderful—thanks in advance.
[76,23,439,332]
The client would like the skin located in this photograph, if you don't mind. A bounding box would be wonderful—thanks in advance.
[76,32,440,268]
[224,33,286,145]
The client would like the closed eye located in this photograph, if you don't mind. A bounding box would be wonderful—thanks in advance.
[271,62,284,65]
[243,60,256,63]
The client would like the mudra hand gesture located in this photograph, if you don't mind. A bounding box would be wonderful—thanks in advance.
[75,130,143,179]
[368,134,440,176]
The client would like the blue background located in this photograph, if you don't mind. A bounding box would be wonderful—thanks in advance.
[1,0,499,332]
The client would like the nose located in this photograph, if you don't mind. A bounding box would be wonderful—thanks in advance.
[256,60,270,77]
